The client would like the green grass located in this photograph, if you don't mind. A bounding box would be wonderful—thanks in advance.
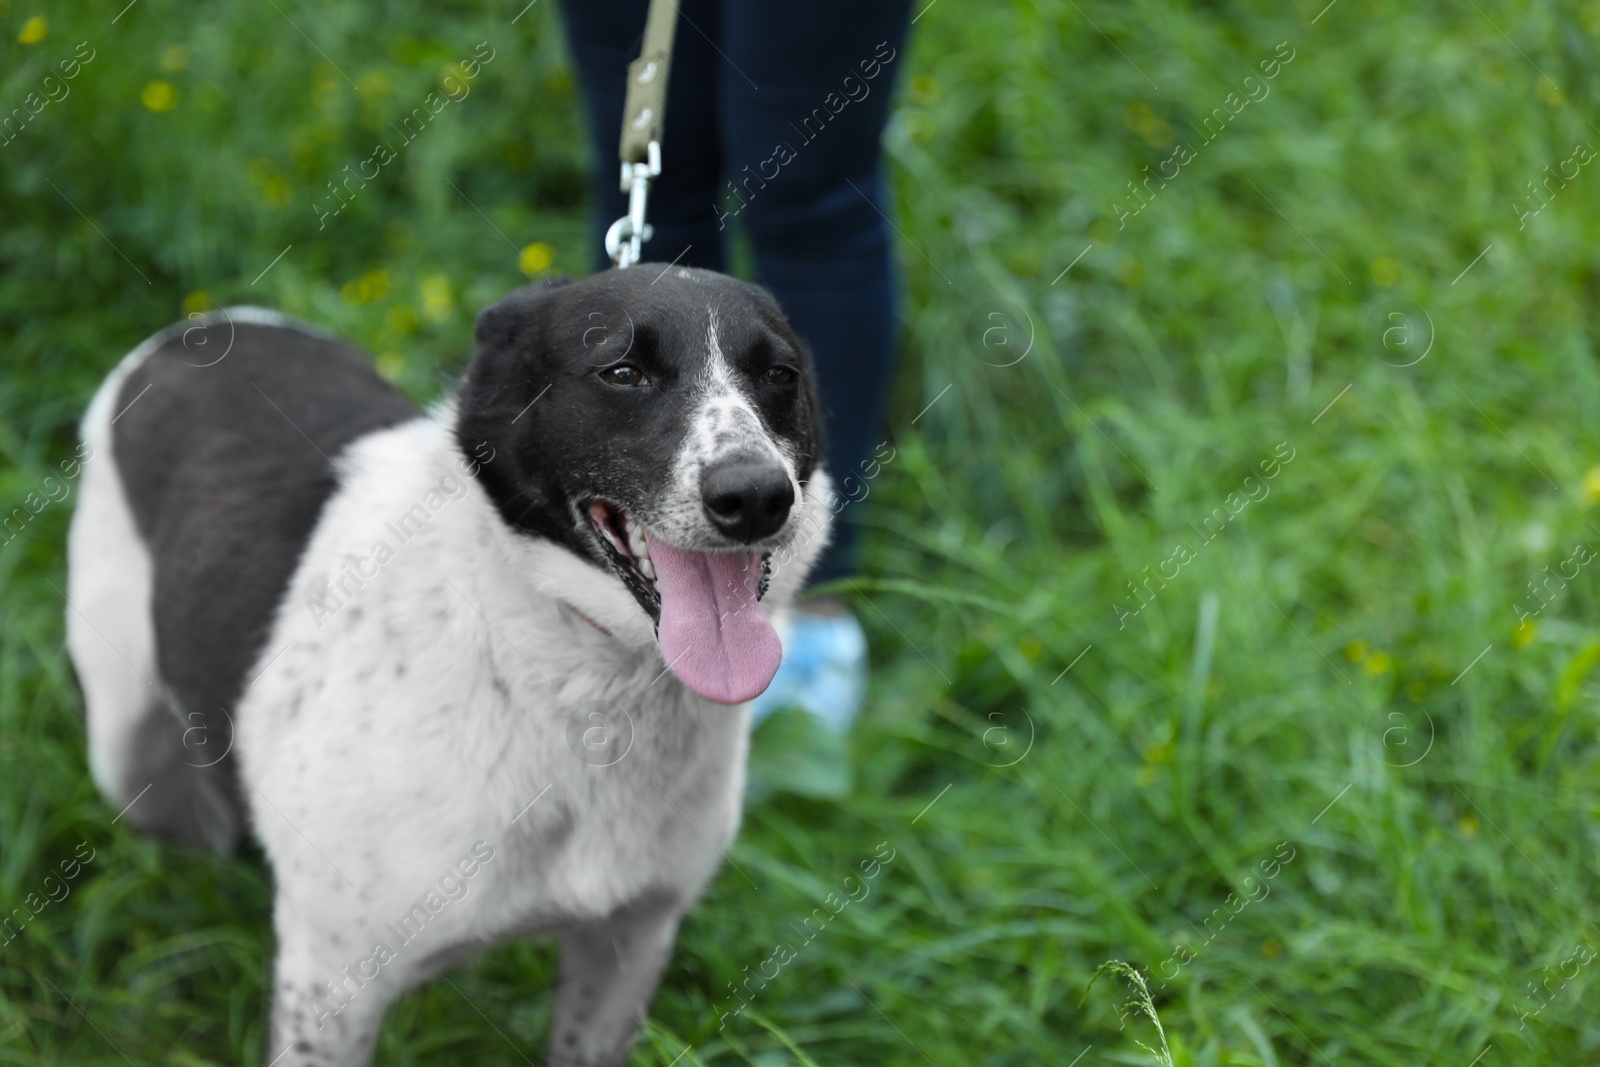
[5,0,1600,1063]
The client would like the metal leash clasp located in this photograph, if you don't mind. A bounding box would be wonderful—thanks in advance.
[605,140,661,269]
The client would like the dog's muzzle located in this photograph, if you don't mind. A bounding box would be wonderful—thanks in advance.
[700,455,794,544]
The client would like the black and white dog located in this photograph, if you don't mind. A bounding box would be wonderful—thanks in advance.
[65,266,832,1066]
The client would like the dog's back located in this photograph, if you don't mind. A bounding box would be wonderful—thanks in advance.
[66,309,418,850]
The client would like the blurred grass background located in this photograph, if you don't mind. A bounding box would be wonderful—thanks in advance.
[5,0,1600,1063]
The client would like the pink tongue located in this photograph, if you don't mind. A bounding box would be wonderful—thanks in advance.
[647,538,782,704]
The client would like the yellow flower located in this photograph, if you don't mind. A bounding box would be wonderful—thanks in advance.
[359,69,392,98]
[518,242,553,276]
[1458,813,1479,838]
[1088,217,1119,248]
[341,269,390,305]
[160,44,189,72]
[1121,102,1172,148]
[1513,619,1537,648]
[1139,117,1174,149]
[1584,0,1600,35]
[385,305,419,337]
[1344,639,1369,663]
[1583,1,1600,34]
[419,274,454,323]
[181,291,212,316]
[18,15,47,44]
[261,176,292,208]
[376,352,405,382]
[1364,651,1392,676]
[1370,257,1401,286]
[141,80,179,113]
[1582,466,1600,505]
[1143,740,1175,765]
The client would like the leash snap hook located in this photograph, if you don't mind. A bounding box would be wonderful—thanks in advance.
[605,140,661,269]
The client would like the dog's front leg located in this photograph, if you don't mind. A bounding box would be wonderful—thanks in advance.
[266,924,398,1067]
[547,893,686,1067]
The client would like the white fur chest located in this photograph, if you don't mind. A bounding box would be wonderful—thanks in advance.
[235,413,750,949]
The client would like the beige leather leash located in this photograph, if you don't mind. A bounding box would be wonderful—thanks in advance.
[605,0,680,268]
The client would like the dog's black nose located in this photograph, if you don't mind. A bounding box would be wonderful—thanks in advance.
[701,458,794,543]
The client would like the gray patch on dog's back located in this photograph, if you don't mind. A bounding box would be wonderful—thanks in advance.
[112,318,419,842]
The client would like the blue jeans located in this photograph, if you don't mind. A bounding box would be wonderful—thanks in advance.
[559,0,912,585]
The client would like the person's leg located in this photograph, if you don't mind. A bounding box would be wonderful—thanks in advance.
[717,0,913,584]
[558,0,726,273]
[716,2,912,739]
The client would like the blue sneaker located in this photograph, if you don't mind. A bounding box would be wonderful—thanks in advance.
[746,604,865,800]
[750,604,867,732]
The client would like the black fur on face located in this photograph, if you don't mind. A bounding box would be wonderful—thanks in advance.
[454,266,824,621]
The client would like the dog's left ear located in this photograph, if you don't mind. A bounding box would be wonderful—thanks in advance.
[458,279,575,477]
[472,276,573,355]
[457,279,577,540]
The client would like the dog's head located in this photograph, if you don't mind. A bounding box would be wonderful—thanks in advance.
[456,266,832,704]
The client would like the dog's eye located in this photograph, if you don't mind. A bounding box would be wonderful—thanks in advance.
[600,364,649,387]
[760,365,797,386]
